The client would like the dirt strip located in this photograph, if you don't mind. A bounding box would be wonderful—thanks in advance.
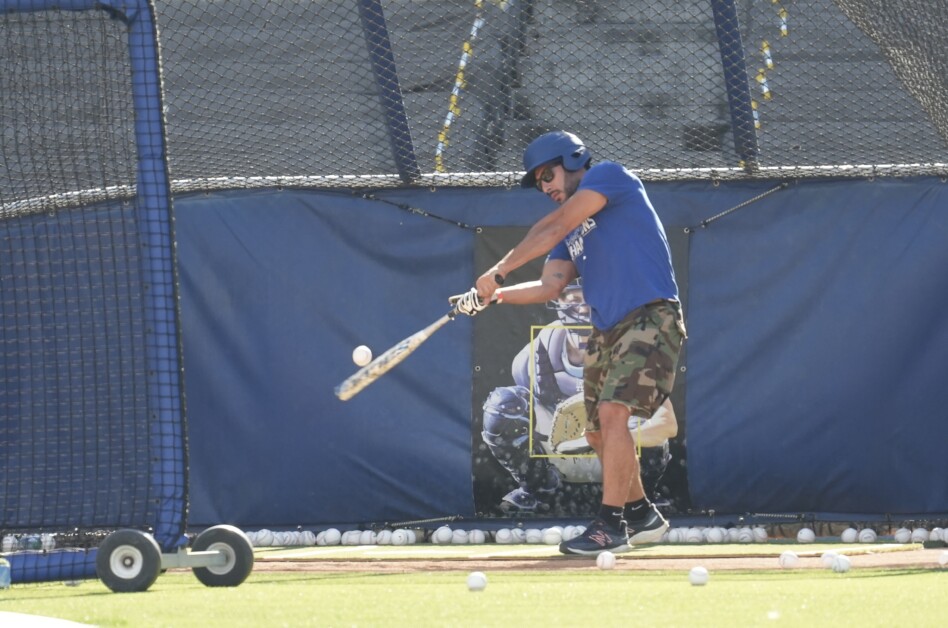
[251,548,947,573]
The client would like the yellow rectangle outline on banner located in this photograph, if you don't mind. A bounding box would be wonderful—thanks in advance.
[527,324,597,459]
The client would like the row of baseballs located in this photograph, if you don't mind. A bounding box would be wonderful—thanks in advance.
[779,550,852,572]
[1,534,57,552]
[664,526,768,544]
[243,528,420,547]
[799,526,944,544]
[890,527,944,544]
[240,524,946,548]
[433,525,582,545]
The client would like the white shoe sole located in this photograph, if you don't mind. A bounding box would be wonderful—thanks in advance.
[629,519,669,545]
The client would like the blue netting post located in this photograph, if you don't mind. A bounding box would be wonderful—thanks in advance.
[710,0,760,171]
[127,0,189,553]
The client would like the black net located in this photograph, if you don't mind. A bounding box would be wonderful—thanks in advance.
[153,0,946,190]
[0,10,137,212]
[0,9,153,539]
[1,3,186,583]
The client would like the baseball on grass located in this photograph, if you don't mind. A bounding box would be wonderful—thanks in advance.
[831,554,852,573]
[352,345,372,367]
[688,566,709,586]
[597,551,617,570]
[466,571,488,592]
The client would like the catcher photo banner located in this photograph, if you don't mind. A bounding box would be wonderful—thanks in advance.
[471,226,691,519]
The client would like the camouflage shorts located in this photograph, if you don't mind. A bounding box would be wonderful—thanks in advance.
[584,300,686,431]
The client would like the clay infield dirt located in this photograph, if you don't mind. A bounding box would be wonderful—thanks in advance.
[249,543,947,574]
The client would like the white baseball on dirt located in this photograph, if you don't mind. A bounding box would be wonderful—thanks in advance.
[778,550,799,568]
[597,551,617,570]
[821,550,839,568]
[938,551,948,567]
[352,345,372,366]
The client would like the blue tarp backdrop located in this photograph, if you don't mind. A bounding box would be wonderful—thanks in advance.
[174,178,948,528]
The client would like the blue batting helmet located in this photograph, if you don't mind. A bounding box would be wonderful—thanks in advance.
[520,131,591,189]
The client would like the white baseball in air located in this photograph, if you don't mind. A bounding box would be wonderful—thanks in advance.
[796,528,816,543]
[466,571,488,591]
[688,566,710,586]
[597,551,617,570]
[840,527,858,543]
[352,345,373,367]
[778,550,799,568]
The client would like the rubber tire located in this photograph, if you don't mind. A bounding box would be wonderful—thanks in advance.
[96,529,162,593]
[191,525,254,587]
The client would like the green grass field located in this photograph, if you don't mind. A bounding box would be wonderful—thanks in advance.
[2,560,946,627]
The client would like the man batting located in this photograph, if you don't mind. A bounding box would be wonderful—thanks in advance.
[455,130,686,555]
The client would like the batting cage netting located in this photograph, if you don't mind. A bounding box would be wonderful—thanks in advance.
[1,0,946,585]
[134,0,944,189]
[1,1,187,584]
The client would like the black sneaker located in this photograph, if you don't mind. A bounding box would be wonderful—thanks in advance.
[558,519,630,556]
[627,504,669,545]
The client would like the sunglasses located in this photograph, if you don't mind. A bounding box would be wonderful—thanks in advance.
[534,164,557,191]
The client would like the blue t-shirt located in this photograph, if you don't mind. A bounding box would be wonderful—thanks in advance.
[547,161,678,330]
